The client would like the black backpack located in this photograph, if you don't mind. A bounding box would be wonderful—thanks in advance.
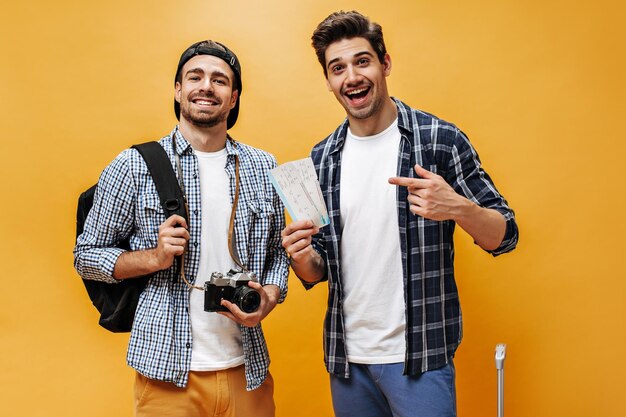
[76,141,187,333]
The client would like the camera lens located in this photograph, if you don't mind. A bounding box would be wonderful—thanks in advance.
[233,287,261,313]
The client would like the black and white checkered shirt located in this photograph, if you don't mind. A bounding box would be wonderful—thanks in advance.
[308,98,518,378]
[74,128,289,390]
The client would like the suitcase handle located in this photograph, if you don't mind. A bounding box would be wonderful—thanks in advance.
[495,343,507,417]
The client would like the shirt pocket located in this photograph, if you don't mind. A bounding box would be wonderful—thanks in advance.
[247,198,275,251]
[248,198,275,219]
[136,193,165,247]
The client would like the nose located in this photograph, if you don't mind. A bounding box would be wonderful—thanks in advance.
[345,65,360,85]
[199,77,214,94]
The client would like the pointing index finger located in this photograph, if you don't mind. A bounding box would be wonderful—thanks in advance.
[388,176,429,188]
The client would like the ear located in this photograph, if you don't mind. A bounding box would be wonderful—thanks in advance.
[175,81,182,104]
[325,78,332,92]
[230,89,239,109]
[383,53,392,77]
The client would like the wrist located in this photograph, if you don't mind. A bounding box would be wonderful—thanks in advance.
[147,248,166,272]
[453,196,478,224]
[263,284,281,304]
[291,250,325,283]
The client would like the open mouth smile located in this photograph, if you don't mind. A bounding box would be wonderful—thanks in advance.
[344,86,371,104]
[192,96,220,107]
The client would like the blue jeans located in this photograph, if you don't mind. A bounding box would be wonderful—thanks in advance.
[330,362,457,417]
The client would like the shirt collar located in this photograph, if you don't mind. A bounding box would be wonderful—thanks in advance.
[171,126,238,157]
[225,134,239,157]
[328,120,349,156]
[391,97,414,136]
[171,127,193,155]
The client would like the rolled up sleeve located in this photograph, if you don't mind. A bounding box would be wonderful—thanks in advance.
[262,182,290,303]
[446,129,519,256]
[73,151,136,283]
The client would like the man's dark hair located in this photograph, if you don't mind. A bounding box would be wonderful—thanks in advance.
[174,40,238,90]
[311,10,387,77]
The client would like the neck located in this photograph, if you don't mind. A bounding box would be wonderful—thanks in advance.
[179,119,228,152]
[347,97,398,137]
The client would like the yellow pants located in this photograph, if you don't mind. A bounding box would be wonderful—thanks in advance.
[134,366,275,417]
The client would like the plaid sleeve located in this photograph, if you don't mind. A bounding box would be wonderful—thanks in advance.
[73,150,136,283]
[260,155,290,303]
[300,229,329,290]
[446,129,519,255]
[300,141,331,290]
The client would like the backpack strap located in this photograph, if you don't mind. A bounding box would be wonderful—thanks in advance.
[132,141,188,283]
[131,141,187,222]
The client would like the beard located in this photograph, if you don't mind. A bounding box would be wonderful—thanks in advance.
[179,94,230,128]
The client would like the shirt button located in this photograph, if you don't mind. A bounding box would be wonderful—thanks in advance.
[193,209,198,215]
[193,242,198,247]
[186,342,191,349]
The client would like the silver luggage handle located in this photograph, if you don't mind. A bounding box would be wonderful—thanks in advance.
[495,344,507,417]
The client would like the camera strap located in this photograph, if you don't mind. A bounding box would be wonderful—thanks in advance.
[177,138,246,291]
[228,150,247,272]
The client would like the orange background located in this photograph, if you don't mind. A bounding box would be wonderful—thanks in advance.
[1,1,625,416]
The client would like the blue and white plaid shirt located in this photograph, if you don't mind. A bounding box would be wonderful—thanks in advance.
[308,98,518,378]
[74,128,289,390]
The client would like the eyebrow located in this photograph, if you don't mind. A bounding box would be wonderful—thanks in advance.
[184,67,231,83]
[327,51,375,70]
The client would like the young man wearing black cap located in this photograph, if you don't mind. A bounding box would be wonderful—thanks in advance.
[281,11,519,417]
[74,40,287,417]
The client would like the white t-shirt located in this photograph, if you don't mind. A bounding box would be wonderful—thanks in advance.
[339,119,406,364]
[189,148,244,371]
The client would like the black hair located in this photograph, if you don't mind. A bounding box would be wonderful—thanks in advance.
[311,10,387,77]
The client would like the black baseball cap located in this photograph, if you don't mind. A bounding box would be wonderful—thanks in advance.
[174,40,242,129]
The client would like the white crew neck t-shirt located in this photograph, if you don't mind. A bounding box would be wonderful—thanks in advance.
[189,148,244,371]
[339,119,406,364]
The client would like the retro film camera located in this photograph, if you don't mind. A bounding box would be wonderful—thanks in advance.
[204,270,261,313]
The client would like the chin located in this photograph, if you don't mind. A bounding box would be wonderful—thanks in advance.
[191,117,223,128]
[348,106,376,120]
[183,110,228,127]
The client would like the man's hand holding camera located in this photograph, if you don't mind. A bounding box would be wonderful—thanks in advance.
[218,283,281,327]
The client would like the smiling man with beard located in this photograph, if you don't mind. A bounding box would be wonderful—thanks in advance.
[74,40,288,417]
[280,11,519,417]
